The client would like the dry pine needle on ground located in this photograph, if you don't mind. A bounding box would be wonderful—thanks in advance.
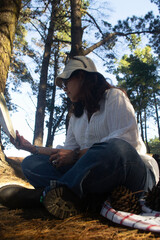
[0,157,160,239]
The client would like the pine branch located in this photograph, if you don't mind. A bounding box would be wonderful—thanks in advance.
[52,39,71,44]
[84,29,160,55]
[30,21,45,41]
[82,10,104,37]
[84,33,117,55]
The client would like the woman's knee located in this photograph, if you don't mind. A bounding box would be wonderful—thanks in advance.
[107,138,136,154]
[87,138,144,177]
[91,138,134,155]
[107,138,142,164]
[21,154,48,173]
[21,155,35,172]
[90,139,137,163]
[21,155,32,169]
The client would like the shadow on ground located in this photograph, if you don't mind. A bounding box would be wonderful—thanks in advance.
[0,156,160,239]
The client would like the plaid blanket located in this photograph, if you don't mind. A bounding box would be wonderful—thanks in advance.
[100,200,160,233]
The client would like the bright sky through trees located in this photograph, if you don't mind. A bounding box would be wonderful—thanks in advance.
[4,0,159,157]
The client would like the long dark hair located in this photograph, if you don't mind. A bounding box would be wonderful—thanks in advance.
[70,70,114,118]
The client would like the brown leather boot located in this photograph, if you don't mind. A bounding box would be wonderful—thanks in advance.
[0,184,43,209]
[43,186,81,219]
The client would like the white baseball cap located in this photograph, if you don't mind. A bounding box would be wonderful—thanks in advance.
[55,56,102,88]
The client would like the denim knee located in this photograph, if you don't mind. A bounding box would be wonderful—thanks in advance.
[21,154,63,188]
[21,155,33,173]
[89,138,140,169]
[21,154,40,173]
[21,154,51,175]
[21,155,31,168]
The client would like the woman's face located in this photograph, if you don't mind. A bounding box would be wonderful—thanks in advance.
[63,75,82,102]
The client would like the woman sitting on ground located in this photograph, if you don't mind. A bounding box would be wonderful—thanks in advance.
[0,56,159,219]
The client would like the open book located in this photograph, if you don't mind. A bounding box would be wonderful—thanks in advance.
[0,92,16,141]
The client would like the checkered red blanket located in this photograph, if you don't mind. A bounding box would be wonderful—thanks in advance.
[100,200,160,233]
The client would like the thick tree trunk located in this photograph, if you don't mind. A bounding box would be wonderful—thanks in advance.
[70,0,84,57]
[63,0,84,130]
[0,0,21,162]
[0,0,21,92]
[33,1,57,146]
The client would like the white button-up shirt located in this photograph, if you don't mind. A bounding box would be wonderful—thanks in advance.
[57,88,159,182]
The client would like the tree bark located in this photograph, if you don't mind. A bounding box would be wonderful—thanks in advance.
[0,0,21,92]
[144,109,150,153]
[70,0,84,57]
[45,46,59,147]
[153,93,160,140]
[50,106,67,146]
[139,111,144,142]
[33,1,57,146]
[0,0,21,161]
[84,33,117,55]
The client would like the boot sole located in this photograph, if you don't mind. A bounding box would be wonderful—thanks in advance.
[43,187,80,219]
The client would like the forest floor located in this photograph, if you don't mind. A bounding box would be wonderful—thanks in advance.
[0,156,160,240]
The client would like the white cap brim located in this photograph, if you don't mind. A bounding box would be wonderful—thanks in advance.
[55,56,99,88]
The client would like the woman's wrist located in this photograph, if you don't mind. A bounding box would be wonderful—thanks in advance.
[25,145,37,154]
[30,145,57,156]
[73,148,80,162]
[33,145,40,154]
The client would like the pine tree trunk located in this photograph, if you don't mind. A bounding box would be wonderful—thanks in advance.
[140,111,144,142]
[33,1,58,146]
[63,0,84,130]
[144,109,150,153]
[0,0,21,161]
[153,93,160,140]
[0,0,21,92]
[50,106,67,146]
[45,47,59,147]
[70,0,84,57]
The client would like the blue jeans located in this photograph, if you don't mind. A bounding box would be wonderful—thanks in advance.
[21,139,155,198]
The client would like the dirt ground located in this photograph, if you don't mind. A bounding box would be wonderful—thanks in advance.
[0,156,160,240]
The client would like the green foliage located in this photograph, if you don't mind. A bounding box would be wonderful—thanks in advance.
[82,0,90,9]
[127,34,141,51]
[148,137,160,155]
[113,4,160,55]
[115,45,159,111]
[114,40,160,142]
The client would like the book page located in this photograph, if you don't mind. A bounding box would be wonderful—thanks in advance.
[0,92,16,140]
